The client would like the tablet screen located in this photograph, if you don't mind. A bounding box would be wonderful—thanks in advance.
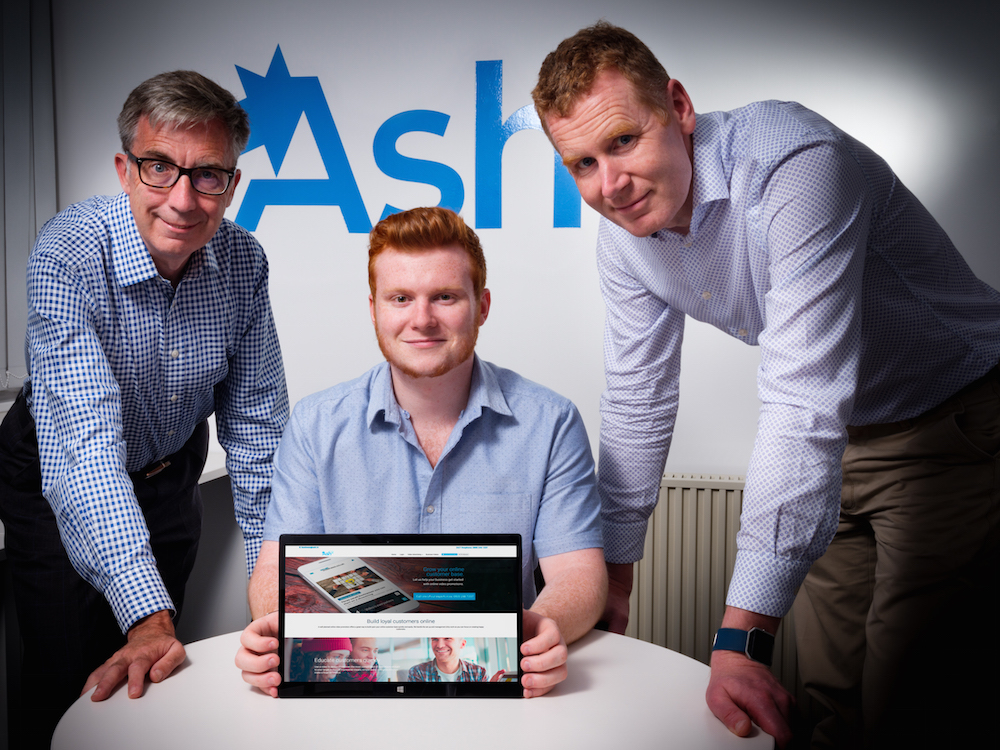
[278,534,523,698]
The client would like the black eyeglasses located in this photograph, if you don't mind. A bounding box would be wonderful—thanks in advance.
[126,151,235,195]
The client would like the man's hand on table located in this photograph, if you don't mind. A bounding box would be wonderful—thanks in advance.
[705,607,794,748]
[82,609,185,701]
[519,609,568,698]
[235,611,281,697]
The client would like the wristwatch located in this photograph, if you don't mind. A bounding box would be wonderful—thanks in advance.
[712,627,775,666]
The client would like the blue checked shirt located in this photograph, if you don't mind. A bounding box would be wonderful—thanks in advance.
[24,193,289,632]
[597,101,1000,617]
[407,659,487,682]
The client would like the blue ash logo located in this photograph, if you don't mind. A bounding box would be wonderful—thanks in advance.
[235,47,580,232]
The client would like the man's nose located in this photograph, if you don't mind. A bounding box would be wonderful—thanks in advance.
[601,161,628,199]
[166,173,200,212]
[411,299,436,328]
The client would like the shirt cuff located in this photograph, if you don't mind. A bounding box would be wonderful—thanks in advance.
[600,518,651,565]
[724,548,812,618]
[533,529,604,561]
[103,560,176,633]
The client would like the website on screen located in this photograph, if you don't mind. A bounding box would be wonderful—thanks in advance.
[282,542,520,684]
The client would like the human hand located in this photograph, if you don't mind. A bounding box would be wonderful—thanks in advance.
[519,609,568,698]
[82,610,185,701]
[489,669,506,682]
[706,650,794,748]
[599,562,633,634]
[234,611,281,697]
[706,607,794,747]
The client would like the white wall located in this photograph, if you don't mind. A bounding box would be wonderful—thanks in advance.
[50,0,998,476]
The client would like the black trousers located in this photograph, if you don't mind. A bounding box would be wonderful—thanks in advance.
[0,391,208,749]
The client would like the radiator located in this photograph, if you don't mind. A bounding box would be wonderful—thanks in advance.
[625,473,799,694]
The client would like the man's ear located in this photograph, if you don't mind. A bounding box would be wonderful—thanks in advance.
[223,169,241,208]
[478,288,491,326]
[369,293,376,326]
[667,79,696,136]
[115,153,131,194]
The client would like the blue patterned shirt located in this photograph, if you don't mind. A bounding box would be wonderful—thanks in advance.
[263,356,603,606]
[24,193,289,631]
[596,101,1000,617]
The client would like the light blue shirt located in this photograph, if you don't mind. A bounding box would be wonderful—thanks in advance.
[263,357,603,606]
[596,101,1000,616]
[25,193,289,631]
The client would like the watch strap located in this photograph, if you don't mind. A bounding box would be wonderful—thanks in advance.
[712,627,774,666]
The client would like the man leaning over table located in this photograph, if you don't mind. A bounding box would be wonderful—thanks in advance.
[235,206,608,698]
[0,70,288,749]
[532,21,1000,749]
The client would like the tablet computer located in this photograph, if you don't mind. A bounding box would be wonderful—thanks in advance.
[278,533,523,698]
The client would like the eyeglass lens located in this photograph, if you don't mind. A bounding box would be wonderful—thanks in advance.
[139,159,231,195]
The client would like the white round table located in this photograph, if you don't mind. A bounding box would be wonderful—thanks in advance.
[53,629,773,749]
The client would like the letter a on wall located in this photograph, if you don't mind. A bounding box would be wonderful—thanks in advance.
[235,46,372,233]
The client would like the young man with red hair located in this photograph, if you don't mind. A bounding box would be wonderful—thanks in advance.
[236,207,607,698]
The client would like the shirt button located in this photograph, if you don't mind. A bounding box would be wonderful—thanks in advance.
[170,349,180,359]
[701,291,712,300]
[738,328,748,337]
[170,394,179,402]
[426,505,435,514]
[167,430,175,437]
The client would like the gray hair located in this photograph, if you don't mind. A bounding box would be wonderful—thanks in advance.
[117,70,250,165]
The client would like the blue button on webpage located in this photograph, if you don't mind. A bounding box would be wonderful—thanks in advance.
[413,592,476,601]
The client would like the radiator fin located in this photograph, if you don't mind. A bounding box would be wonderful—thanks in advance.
[625,473,799,694]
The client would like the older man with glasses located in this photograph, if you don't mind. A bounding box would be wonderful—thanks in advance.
[0,70,288,749]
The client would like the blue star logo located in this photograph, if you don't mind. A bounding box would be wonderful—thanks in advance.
[234,46,371,233]
[237,46,318,173]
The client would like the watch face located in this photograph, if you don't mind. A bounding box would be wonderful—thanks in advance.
[747,628,774,666]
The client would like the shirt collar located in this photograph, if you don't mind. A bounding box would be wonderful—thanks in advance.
[109,192,220,288]
[463,355,514,422]
[688,113,730,232]
[367,355,513,430]
[369,362,400,427]
[110,193,159,288]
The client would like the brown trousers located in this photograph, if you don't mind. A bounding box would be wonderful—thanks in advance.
[792,366,1000,749]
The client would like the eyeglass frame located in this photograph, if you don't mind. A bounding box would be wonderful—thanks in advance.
[125,150,237,196]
